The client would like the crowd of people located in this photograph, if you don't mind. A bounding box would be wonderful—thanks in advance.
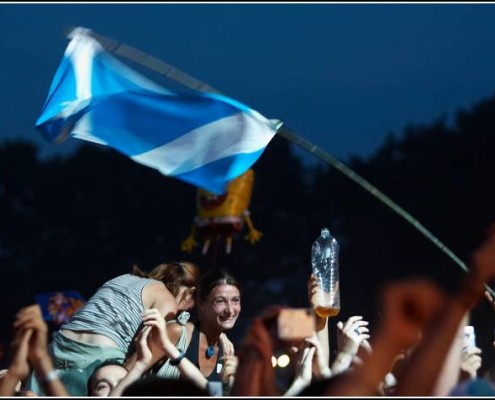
[2,227,495,396]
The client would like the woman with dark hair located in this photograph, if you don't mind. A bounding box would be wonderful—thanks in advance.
[26,261,199,396]
[152,268,241,394]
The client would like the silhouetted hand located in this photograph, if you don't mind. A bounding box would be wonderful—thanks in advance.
[460,230,495,308]
[231,306,283,396]
[13,305,49,365]
[8,329,32,383]
[8,305,68,397]
[380,279,445,351]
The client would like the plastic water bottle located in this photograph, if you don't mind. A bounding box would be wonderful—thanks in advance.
[311,227,340,317]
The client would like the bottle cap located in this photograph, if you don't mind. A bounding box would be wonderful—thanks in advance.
[321,228,330,238]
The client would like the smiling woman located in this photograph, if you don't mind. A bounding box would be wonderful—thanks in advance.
[151,269,242,395]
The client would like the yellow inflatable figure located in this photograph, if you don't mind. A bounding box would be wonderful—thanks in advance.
[181,169,262,254]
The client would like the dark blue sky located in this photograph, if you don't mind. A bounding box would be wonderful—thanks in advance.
[2,3,495,163]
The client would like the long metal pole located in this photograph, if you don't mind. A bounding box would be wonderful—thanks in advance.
[69,27,494,297]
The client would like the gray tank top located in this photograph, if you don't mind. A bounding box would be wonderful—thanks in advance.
[62,274,160,351]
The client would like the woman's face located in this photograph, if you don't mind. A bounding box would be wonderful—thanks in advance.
[201,284,241,331]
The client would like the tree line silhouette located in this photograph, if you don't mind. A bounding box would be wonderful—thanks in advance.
[2,92,495,371]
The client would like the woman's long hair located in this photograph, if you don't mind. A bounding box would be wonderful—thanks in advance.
[132,261,199,296]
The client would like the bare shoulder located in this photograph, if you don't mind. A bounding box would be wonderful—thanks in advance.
[166,321,184,342]
[142,281,177,319]
[142,281,167,305]
[167,321,194,346]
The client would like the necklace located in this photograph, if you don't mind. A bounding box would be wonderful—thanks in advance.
[205,343,215,358]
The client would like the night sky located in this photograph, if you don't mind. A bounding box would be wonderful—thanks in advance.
[2,3,495,163]
[4,2,495,378]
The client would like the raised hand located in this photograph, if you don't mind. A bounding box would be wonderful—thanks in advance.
[296,346,316,384]
[220,354,238,390]
[284,346,316,396]
[460,230,495,308]
[231,308,281,396]
[141,308,170,351]
[110,312,166,397]
[219,333,235,356]
[380,279,446,351]
[308,274,330,335]
[8,329,32,383]
[336,316,370,356]
[0,328,34,396]
[13,305,49,364]
[460,346,482,379]
[307,274,320,312]
[8,305,68,397]
[134,326,154,371]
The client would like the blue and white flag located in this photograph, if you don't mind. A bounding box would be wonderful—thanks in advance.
[36,28,280,194]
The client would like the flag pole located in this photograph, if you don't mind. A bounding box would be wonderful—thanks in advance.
[67,27,494,297]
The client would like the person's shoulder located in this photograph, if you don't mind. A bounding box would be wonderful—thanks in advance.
[106,273,137,283]
[166,320,189,342]
[147,287,179,319]
[146,280,171,297]
[167,321,183,333]
[143,281,172,302]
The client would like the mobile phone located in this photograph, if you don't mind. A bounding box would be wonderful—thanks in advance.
[277,308,316,341]
[464,325,476,349]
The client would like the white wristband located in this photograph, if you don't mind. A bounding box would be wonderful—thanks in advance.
[43,369,61,384]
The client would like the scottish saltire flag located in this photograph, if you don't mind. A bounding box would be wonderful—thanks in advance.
[35,27,281,194]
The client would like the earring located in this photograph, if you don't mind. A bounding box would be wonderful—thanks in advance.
[177,311,190,325]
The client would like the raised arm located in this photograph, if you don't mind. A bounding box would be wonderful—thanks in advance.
[284,346,316,396]
[395,230,495,396]
[430,313,468,396]
[332,315,371,375]
[308,274,330,364]
[321,278,446,396]
[230,309,279,397]
[110,325,154,397]
[0,328,32,396]
[112,308,207,396]
[141,308,208,390]
[12,305,69,397]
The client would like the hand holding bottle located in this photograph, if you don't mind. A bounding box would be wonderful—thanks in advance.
[311,228,341,318]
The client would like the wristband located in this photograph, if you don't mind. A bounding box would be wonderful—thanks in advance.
[169,351,186,366]
[42,369,61,384]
